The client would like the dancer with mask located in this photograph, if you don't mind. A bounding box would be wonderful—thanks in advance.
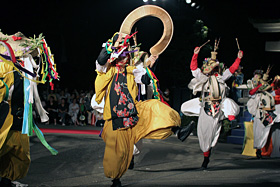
[181,40,243,169]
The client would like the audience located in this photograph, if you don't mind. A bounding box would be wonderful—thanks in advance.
[39,80,248,131]
[58,98,68,126]
[69,98,80,126]
[46,96,58,125]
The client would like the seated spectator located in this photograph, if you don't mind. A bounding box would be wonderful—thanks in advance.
[78,93,87,126]
[85,91,94,125]
[46,96,58,125]
[69,98,80,126]
[58,98,68,126]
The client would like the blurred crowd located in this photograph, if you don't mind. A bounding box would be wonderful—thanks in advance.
[37,87,104,127]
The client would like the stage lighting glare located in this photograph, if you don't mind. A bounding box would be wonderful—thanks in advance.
[186,0,191,4]
[152,0,156,1]
[191,2,196,7]
[143,0,148,2]
[196,5,200,9]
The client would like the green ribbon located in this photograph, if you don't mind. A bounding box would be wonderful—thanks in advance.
[145,67,160,100]
[0,78,9,101]
[32,121,58,155]
[28,103,33,136]
[27,101,58,155]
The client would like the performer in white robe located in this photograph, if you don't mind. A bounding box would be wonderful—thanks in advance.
[247,69,280,158]
[181,45,243,169]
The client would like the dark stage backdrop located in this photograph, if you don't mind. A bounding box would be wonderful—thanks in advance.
[1,0,280,97]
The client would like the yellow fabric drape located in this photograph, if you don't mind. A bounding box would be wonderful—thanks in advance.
[0,61,31,180]
[96,65,181,179]
[0,130,30,181]
[102,99,180,179]
[0,62,14,148]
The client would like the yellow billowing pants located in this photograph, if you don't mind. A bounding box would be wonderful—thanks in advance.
[102,99,180,179]
[0,130,30,181]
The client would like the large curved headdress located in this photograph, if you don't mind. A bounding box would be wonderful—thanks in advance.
[0,31,42,57]
[119,5,174,66]
[0,31,58,89]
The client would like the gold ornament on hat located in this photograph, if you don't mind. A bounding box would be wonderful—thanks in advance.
[260,65,273,91]
[202,38,221,74]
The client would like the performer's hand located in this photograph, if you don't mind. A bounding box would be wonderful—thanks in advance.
[194,47,200,54]
[149,55,159,68]
[237,50,243,59]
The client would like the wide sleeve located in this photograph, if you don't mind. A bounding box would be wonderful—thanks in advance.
[191,68,206,79]
[222,69,233,81]
[95,67,115,104]
[97,47,110,66]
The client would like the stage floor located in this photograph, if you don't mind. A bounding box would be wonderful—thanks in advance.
[14,124,280,186]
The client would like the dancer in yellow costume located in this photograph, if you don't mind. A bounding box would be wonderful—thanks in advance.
[0,32,58,186]
[95,31,194,186]
[0,62,30,186]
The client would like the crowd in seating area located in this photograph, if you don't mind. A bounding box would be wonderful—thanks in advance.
[37,86,104,127]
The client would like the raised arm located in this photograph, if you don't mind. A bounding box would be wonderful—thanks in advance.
[190,47,200,71]
[222,50,243,81]
[97,47,110,66]
[249,83,262,95]
[96,33,121,72]
[229,50,243,74]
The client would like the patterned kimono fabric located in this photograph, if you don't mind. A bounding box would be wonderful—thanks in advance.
[110,68,138,130]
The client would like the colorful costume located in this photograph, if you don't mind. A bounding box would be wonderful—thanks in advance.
[269,76,280,157]
[95,46,181,178]
[181,44,242,169]
[0,31,58,185]
[247,68,280,158]
[94,6,195,187]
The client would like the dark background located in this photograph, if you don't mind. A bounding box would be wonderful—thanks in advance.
[1,0,280,93]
